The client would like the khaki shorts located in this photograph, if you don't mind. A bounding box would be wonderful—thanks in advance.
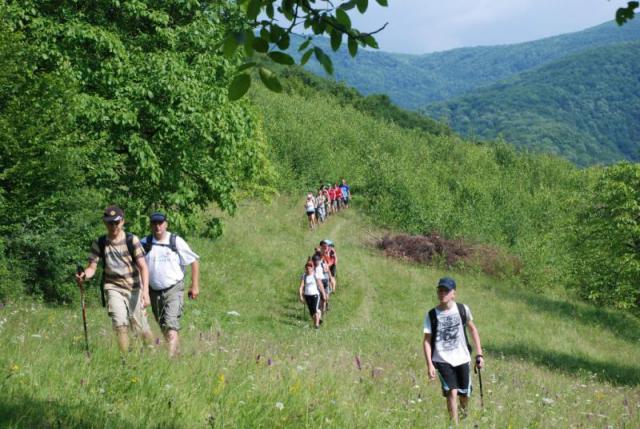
[149,280,185,332]
[106,288,151,333]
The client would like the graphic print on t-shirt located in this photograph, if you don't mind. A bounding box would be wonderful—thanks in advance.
[437,313,461,352]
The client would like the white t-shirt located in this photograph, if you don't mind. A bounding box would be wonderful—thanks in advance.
[142,233,199,291]
[305,199,315,212]
[423,303,472,367]
[302,273,319,295]
[314,264,325,281]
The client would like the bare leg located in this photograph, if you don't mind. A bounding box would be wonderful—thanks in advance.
[115,326,129,353]
[446,389,459,425]
[314,310,322,327]
[164,329,180,358]
[459,395,469,419]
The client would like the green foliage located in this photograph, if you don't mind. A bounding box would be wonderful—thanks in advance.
[1,1,273,302]
[252,85,587,289]
[221,0,387,98]
[425,42,640,166]
[569,163,640,312]
[616,1,639,24]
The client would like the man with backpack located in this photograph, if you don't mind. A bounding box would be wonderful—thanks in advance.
[75,206,153,353]
[141,212,200,358]
[423,277,484,425]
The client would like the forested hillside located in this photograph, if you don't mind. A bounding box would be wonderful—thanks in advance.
[424,42,640,166]
[296,19,640,109]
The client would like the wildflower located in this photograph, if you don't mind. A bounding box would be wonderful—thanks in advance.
[130,376,139,384]
[9,363,19,373]
[542,397,554,405]
[213,373,226,395]
[354,355,362,370]
[267,358,272,366]
[275,402,284,411]
[256,354,261,363]
[155,338,161,345]
[226,311,240,316]
[80,379,86,386]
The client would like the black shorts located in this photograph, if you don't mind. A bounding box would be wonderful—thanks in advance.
[306,210,315,219]
[330,264,336,278]
[304,294,320,316]
[434,361,472,397]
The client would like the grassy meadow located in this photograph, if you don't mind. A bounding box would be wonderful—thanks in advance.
[1,197,639,428]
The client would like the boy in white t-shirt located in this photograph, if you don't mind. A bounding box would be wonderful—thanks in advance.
[141,212,200,357]
[423,277,484,425]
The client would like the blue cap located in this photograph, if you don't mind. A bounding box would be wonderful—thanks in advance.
[437,277,456,291]
[150,212,167,222]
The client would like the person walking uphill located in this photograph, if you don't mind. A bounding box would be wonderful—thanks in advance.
[141,212,200,358]
[75,206,154,353]
[423,277,484,425]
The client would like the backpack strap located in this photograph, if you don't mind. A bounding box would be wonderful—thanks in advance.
[143,234,153,253]
[428,308,438,357]
[457,302,472,353]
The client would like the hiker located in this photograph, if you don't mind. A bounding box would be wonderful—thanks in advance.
[313,253,332,312]
[316,191,326,223]
[327,185,336,215]
[340,179,351,208]
[304,193,317,229]
[334,184,343,211]
[75,206,154,353]
[320,240,338,293]
[423,277,484,425]
[141,212,200,358]
[299,261,327,329]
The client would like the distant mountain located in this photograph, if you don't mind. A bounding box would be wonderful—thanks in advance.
[424,42,640,166]
[295,19,640,110]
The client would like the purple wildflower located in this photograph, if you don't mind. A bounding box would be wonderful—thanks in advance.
[256,354,261,363]
[155,337,161,345]
[355,355,362,371]
[267,358,272,366]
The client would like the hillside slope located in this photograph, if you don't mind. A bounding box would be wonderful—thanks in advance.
[296,19,640,109]
[1,198,639,427]
[424,42,640,166]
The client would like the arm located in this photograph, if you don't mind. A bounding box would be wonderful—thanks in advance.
[467,320,484,369]
[76,260,98,284]
[136,256,150,308]
[422,333,436,379]
[188,259,200,299]
[299,278,305,303]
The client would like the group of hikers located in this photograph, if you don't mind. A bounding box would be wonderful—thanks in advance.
[75,206,200,358]
[304,179,351,229]
[298,239,338,329]
[73,202,484,425]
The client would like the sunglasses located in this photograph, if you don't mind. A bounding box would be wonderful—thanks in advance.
[106,220,121,226]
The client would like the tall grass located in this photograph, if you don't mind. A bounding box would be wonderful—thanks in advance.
[1,198,639,428]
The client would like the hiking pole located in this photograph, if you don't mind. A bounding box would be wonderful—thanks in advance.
[474,363,484,408]
[76,265,90,356]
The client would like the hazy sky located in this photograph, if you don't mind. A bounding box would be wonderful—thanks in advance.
[349,0,617,54]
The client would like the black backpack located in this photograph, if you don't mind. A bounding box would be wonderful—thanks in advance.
[143,233,184,268]
[428,302,472,356]
[97,232,137,307]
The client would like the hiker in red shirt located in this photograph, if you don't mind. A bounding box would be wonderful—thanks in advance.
[334,184,343,211]
[327,186,336,215]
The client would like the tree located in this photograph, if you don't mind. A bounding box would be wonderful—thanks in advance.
[569,163,640,312]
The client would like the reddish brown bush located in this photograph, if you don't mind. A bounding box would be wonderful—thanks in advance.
[377,232,522,279]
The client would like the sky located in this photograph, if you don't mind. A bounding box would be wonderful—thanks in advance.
[349,0,617,54]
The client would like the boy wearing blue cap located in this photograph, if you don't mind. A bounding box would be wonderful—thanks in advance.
[423,277,484,424]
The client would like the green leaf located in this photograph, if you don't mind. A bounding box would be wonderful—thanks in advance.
[276,33,290,50]
[237,62,256,72]
[222,34,238,58]
[266,3,274,19]
[267,51,294,65]
[300,48,313,66]
[330,30,342,51]
[228,73,251,101]
[339,1,357,10]
[247,0,261,20]
[314,47,333,75]
[244,31,255,56]
[363,35,379,49]
[356,0,368,13]
[348,36,358,57]
[253,37,269,53]
[298,38,311,52]
[375,0,388,6]
[258,67,283,92]
[335,8,351,30]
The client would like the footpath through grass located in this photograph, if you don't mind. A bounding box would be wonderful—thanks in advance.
[1,197,639,428]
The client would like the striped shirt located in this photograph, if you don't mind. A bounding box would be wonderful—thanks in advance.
[88,233,145,291]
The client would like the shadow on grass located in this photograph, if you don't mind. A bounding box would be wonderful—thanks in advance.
[276,297,309,327]
[490,341,640,386]
[495,288,640,345]
[0,393,132,428]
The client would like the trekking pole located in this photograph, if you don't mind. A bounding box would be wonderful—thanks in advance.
[474,364,484,408]
[76,265,90,356]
